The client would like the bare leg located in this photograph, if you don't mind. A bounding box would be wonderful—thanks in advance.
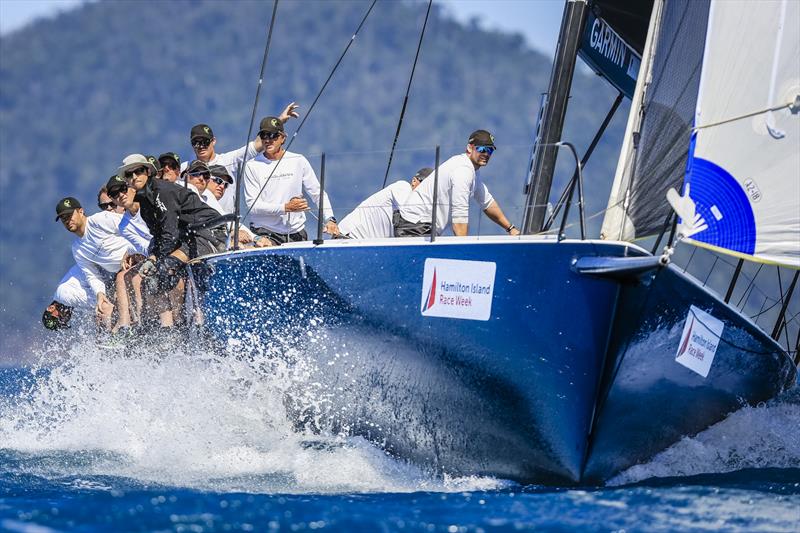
[113,271,133,332]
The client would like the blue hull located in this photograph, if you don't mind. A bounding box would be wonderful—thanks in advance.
[194,238,796,484]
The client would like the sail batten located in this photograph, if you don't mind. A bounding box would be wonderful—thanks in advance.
[682,0,800,269]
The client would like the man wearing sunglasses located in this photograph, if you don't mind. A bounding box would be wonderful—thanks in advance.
[55,196,135,330]
[98,185,125,215]
[187,102,300,214]
[42,265,93,331]
[118,153,228,327]
[395,130,521,238]
[158,152,182,182]
[207,165,233,205]
[243,115,339,246]
[182,160,226,216]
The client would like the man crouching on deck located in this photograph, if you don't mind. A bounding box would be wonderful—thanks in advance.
[118,153,231,329]
[395,130,520,237]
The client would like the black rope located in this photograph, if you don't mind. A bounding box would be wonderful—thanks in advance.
[736,263,763,307]
[381,0,432,188]
[243,0,378,220]
[233,0,280,250]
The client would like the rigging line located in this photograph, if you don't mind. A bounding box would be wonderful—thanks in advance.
[737,263,763,307]
[242,0,378,221]
[381,0,432,189]
[233,0,280,250]
[692,101,797,131]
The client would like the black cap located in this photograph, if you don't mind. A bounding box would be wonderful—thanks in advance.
[158,152,181,167]
[105,174,128,196]
[55,197,82,221]
[413,167,434,181]
[186,160,210,175]
[209,164,233,184]
[190,124,214,141]
[468,129,496,148]
[258,116,284,135]
[145,155,162,172]
[42,301,72,331]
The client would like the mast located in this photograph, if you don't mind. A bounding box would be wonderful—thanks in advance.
[522,0,589,234]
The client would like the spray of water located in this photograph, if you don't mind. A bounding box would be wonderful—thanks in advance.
[0,335,508,494]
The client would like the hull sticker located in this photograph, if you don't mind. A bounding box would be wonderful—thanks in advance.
[675,305,724,378]
[420,258,496,321]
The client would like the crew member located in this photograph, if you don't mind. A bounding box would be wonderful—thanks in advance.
[42,265,92,331]
[243,116,339,246]
[338,167,432,239]
[55,196,134,329]
[395,130,520,237]
[188,102,299,213]
[158,152,182,182]
[119,153,230,326]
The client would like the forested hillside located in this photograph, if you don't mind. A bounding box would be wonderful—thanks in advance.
[0,0,627,358]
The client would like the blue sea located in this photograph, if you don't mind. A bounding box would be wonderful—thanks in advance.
[1,342,798,532]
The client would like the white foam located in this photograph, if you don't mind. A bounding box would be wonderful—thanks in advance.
[610,389,800,485]
[0,336,509,494]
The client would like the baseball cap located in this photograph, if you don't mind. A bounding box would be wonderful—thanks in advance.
[258,116,284,135]
[55,197,82,221]
[146,155,162,172]
[190,124,214,142]
[105,174,128,196]
[468,129,496,148]
[413,167,434,181]
[42,301,73,331]
[209,164,233,184]
[186,160,210,175]
[158,152,181,167]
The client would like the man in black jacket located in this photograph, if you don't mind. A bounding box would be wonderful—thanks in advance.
[118,153,230,327]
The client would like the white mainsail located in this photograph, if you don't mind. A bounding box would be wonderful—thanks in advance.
[680,0,799,268]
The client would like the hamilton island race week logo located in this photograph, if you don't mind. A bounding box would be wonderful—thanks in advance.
[420,258,496,321]
[675,305,724,378]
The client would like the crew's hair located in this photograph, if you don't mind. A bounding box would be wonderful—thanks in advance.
[97,186,108,204]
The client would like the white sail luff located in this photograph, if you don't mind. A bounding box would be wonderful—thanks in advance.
[599,0,663,242]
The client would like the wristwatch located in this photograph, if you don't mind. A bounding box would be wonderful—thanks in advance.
[506,224,517,233]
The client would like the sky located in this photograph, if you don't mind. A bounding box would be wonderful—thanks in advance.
[0,0,564,54]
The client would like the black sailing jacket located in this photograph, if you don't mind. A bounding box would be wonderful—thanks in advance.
[135,177,221,258]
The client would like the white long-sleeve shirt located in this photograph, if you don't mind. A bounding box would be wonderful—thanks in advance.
[180,141,260,213]
[243,151,334,234]
[118,210,152,256]
[71,211,135,298]
[398,153,494,236]
[53,264,91,309]
[338,180,412,239]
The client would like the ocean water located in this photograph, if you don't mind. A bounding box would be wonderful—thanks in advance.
[1,339,798,532]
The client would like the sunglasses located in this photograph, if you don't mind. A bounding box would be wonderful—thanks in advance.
[210,176,229,186]
[123,166,149,180]
[192,138,212,149]
[259,131,281,141]
[188,171,210,180]
[108,187,127,199]
[98,201,116,210]
[475,145,495,155]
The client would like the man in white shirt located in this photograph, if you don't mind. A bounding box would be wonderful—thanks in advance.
[396,130,521,237]
[187,102,300,213]
[338,167,432,239]
[56,196,135,328]
[244,116,340,246]
[207,165,233,205]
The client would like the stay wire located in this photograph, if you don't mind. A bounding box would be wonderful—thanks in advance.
[242,0,378,221]
[381,0,432,188]
[233,0,280,250]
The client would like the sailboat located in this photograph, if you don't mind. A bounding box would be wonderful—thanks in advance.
[191,0,798,484]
